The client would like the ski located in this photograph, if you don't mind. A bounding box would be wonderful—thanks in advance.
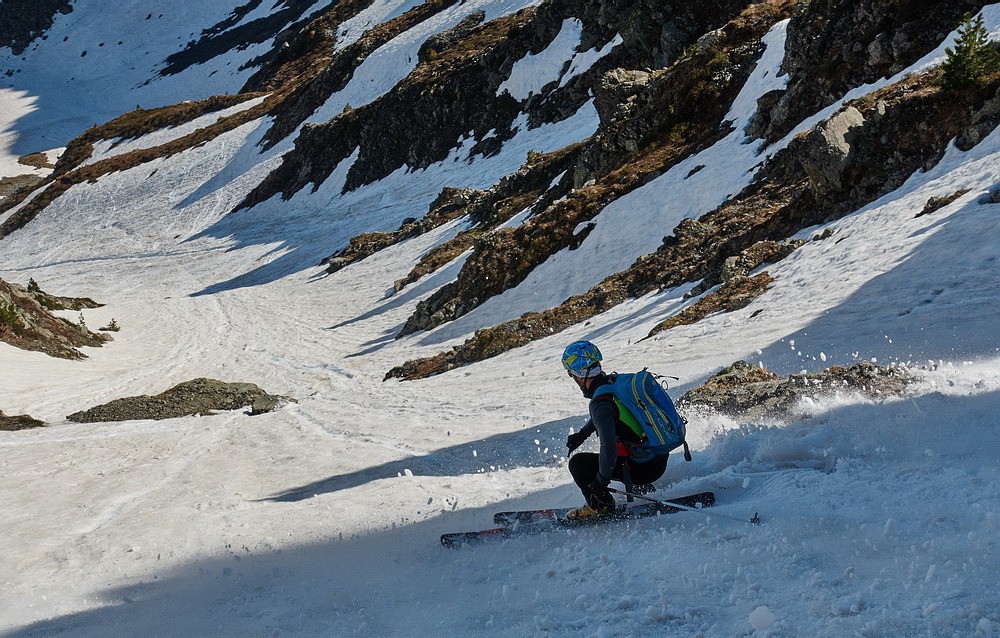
[440,491,715,548]
[493,490,715,527]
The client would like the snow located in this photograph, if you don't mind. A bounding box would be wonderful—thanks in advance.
[83,97,268,167]
[497,18,621,100]
[1,3,1000,637]
[0,0,299,159]
[309,0,544,123]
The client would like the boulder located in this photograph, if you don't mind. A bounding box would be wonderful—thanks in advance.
[67,378,293,423]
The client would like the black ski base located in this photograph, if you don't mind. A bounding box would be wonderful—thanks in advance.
[441,491,715,548]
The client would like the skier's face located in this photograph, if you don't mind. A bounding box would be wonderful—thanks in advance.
[570,373,591,396]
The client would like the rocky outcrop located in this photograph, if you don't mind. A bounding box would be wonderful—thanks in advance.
[646,271,774,339]
[798,106,866,197]
[324,143,580,287]
[393,0,794,340]
[66,378,292,423]
[386,61,1000,380]
[418,11,486,63]
[679,360,914,420]
[757,0,990,142]
[789,73,1000,214]
[686,238,805,298]
[161,0,337,77]
[0,174,43,204]
[0,410,45,431]
[0,278,110,360]
[0,0,72,56]
[253,0,460,147]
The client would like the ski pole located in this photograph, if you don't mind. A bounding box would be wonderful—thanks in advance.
[607,487,703,511]
[607,487,762,525]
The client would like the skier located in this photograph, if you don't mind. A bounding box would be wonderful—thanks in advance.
[562,340,670,520]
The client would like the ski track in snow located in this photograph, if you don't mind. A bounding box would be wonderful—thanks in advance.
[1,3,999,636]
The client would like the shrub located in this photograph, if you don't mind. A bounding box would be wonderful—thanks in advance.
[0,302,20,330]
[942,13,1000,89]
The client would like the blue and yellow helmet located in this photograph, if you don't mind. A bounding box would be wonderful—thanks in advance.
[561,340,603,378]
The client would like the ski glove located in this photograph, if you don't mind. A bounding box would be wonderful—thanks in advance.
[589,475,610,490]
[566,430,590,453]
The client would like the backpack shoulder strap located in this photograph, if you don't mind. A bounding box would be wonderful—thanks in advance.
[591,385,615,399]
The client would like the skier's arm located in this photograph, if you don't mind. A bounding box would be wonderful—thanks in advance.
[589,398,618,485]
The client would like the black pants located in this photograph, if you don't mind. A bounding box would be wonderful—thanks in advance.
[569,452,668,502]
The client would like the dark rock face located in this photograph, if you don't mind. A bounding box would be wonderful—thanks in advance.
[0,410,45,431]
[242,0,755,209]
[418,11,486,63]
[161,0,335,76]
[759,0,991,142]
[393,1,792,339]
[241,5,575,206]
[680,360,914,420]
[66,378,291,423]
[0,0,72,55]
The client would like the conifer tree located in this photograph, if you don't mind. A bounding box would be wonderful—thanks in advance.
[942,13,1000,89]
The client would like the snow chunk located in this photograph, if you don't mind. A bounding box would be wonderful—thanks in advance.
[749,605,776,631]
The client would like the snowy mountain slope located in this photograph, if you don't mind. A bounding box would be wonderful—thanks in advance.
[0,0,303,162]
[1,1,1000,636]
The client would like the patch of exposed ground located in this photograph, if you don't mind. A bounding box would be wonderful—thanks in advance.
[679,359,915,420]
[17,152,55,169]
[646,272,775,338]
[0,410,45,431]
[66,378,293,423]
[256,0,461,148]
[0,278,109,359]
[161,0,338,77]
[0,0,72,55]
[0,174,44,203]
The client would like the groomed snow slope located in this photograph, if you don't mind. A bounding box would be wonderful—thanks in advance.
[1,5,999,638]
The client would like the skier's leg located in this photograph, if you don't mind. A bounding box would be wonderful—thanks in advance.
[568,452,599,496]
[626,454,669,492]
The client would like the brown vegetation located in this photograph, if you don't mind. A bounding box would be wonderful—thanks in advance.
[645,272,775,338]
[17,152,54,169]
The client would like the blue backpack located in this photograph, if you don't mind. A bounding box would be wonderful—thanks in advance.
[592,369,692,463]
